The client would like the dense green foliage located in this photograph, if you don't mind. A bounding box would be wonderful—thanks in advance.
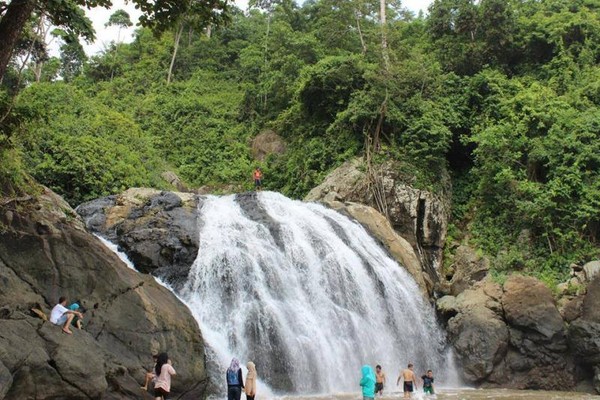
[1,0,599,281]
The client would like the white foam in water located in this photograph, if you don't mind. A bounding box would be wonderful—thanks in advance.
[181,191,455,395]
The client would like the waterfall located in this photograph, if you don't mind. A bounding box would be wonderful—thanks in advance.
[179,191,450,394]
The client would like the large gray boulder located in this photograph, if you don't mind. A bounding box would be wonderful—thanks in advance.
[76,188,200,289]
[448,303,509,381]
[502,275,565,341]
[0,188,208,399]
[439,282,508,382]
[438,275,577,390]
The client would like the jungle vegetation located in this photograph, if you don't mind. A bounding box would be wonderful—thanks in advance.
[1,0,599,284]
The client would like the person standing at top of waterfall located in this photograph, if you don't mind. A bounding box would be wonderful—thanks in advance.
[153,353,176,400]
[226,358,244,400]
[359,365,376,400]
[396,363,418,399]
[244,361,257,400]
[375,365,386,396]
[253,167,263,190]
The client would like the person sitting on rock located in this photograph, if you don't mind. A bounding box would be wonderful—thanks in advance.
[50,296,83,335]
[68,302,84,329]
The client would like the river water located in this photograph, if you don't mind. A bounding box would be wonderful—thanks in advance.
[271,388,599,399]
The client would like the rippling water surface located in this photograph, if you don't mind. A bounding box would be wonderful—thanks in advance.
[270,389,599,400]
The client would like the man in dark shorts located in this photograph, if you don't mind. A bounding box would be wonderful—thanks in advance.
[375,365,386,396]
[397,363,417,399]
[253,167,263,190]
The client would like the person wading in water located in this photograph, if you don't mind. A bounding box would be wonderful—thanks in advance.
[397,363,418,399]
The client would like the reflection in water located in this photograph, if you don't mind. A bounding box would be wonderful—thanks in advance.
[272,388,599,400]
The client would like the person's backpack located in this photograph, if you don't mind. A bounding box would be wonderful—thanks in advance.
[227,369,239,385]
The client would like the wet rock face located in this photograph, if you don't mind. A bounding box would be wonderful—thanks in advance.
[438,276,577,391]
[76,188,200,289]
[0,188,208,400]
[305,158,450,281]
[567,275,600,390]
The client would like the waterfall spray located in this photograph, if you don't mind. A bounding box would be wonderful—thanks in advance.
[180,191,450,394]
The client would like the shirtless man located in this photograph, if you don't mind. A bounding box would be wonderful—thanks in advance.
[375,365,386,396]
[396,363,418,399]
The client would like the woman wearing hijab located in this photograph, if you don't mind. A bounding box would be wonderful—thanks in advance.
[153,353,176,400]
[245,361,257,400]
[226,358,244,400]
[360,365,376,400]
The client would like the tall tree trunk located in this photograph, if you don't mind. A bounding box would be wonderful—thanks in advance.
[262,12,271,111]
[355,9,367,55]
[0,0,37,83]
[167,22,184,84]
[380,0,390,71]
[34,15,50,83]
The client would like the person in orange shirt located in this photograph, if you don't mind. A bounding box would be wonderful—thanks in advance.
[253,168,263,190]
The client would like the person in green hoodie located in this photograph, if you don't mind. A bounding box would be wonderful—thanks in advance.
[360,365,376,400]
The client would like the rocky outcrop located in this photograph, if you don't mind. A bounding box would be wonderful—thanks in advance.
[76,188,199,289]
[324,200,431,296]
[305,158,450,281]
[0,188,208,400]
[438,275,577,390]
[568,274,600,392]
[441,245,490,296]
[161,171,189,192]
[251,130,286,162]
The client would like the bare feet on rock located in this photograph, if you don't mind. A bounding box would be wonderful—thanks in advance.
[62,328,73,335]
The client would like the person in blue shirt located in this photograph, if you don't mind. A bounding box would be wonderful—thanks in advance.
[226,358,244,400]
[68,302,84,329]
[421,369,435,395]
[360,365,376,400]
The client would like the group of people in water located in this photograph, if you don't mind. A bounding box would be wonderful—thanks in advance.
[362,363,435,399]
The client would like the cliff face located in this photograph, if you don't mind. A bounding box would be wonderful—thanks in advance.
[305,158,450,282]
[0,188,208,400]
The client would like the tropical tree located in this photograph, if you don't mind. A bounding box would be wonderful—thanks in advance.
[0,0,231,82]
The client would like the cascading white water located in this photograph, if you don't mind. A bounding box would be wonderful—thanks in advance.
[180,191,451,394]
